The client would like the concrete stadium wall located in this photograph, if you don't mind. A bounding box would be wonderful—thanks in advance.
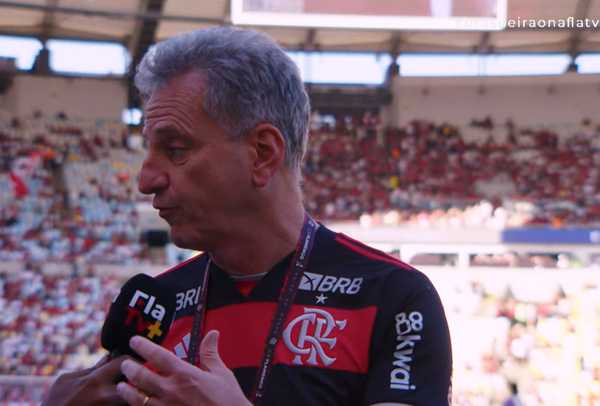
[0,74,126,120]
[1,72,599,126]
[386,73,600,128]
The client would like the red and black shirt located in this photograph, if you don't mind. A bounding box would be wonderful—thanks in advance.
[157,224,452,405]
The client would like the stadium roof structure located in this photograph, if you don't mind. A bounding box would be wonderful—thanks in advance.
[0,0,599,59]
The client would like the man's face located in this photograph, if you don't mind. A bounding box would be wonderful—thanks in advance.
[138,72,254,250]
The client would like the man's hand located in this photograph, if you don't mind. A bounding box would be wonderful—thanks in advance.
[42,355,130,406]
[117,330,251,406]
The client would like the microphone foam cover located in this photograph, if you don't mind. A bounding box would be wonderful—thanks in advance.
[101,273,176,357]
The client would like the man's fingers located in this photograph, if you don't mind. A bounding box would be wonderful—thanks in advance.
[129,336,179,375]
[117,382,162,406]
[199,330,226,372]
[96,385,130,405]
[95,355,133,383]
[121,359,163,397]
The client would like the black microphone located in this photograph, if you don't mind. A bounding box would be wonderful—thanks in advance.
[101,273,176,359]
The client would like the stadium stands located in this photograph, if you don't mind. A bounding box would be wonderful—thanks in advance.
[305,115,600,226]
[430,269,600,405]
[1,113,599,403]
[0,112,600,252]
[1,113,599,265]
[0,113,149,265]
[0,269,121,376]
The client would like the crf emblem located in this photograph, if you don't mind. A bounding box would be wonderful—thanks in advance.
[283,308,347,367]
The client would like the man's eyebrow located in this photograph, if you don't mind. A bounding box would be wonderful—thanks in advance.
[143,125,189,142]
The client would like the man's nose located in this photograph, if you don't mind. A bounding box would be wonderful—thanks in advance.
[138,158,169,195]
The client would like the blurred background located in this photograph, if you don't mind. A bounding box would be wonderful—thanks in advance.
[0,0,599,405]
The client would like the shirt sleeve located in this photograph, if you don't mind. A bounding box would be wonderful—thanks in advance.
[363,270,452,406]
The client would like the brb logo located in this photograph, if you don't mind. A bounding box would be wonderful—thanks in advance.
[125,290,166,339]
[175,286,201,312]
[390,311,423,391]
[299,272,363,295]
[283,308,347,367]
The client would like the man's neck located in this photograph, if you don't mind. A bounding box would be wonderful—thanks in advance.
[209,201,306,276]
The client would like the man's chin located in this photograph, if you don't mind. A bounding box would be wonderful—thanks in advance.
[169,230,203,251]
[169,233,192,250]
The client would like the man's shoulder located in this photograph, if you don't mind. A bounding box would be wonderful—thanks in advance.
[310,225,437,305]
[155,253,207,284]
[316,225,421,280]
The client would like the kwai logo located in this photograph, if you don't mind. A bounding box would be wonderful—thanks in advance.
[173,333,191,360]
[283,307,347,367]
[390,311,423,391]
[299,272,363,295]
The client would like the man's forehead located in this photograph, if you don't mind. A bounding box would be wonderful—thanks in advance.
[146,70,206,104]
[141,100,195,140]
[142,74,207,136]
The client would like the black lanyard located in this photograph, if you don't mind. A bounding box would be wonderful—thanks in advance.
[186,214,319,405]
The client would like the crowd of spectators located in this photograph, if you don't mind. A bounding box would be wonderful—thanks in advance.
[1,112,599,267]
[0,268,121,377]
[0,267,123,403]
[305,114,600,227]
[438,275,600,406]
[0,112,149,265]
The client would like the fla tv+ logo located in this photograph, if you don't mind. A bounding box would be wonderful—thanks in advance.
[125,290,166,340]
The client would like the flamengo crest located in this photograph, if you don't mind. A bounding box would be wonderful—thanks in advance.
[283,307,347,367]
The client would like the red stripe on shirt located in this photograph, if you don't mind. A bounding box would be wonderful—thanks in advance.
[335,234,416,271]
[161,303,376,374]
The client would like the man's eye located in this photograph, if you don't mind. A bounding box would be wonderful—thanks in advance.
[167,147,188,163]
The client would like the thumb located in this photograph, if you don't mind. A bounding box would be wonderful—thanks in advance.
[199,330,226,372]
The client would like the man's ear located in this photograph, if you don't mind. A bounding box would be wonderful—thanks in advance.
[245,123,286,188]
